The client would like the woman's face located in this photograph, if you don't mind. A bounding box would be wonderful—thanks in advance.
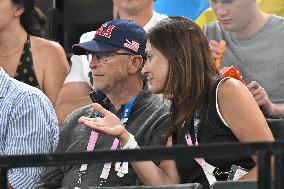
[142,41,169,94]
[0,0,21,30]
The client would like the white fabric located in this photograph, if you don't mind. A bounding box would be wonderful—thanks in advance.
[215,77,230,127]
[64,31,95,87]
[122,133,138,149]
[199,161,217,185]
[64,12,168,88]
[143,11,168,32]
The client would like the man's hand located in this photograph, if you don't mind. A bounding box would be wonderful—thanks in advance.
[209,40,223,59]
[247,81,270,107]
[79,103,130,145]
[247,81,274,117]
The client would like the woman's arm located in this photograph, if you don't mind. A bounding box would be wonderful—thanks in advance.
[130,137,180,185]
[217,78,274,179]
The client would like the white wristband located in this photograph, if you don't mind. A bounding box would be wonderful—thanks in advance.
[122,133,138,149]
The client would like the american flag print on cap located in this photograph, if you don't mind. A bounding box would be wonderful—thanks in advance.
[72,19,146,59]
[124,39,140,52]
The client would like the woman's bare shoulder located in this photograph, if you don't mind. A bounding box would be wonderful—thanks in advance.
[218,78,248,98]
[31,36,67,64]
[31,36,66,56]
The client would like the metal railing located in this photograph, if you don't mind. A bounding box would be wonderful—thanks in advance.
[1,141,284,189]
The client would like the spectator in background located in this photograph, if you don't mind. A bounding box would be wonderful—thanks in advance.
[203,0,284,118]
[196,0,284,28]
[0,68,59,189]
[56,0,167,125]
[80,16,274,189]
[0,0,69,106]
[38,19,170,188]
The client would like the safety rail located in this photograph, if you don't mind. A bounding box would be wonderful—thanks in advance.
[1,141,284,189]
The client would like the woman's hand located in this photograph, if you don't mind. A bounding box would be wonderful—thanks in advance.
[79,103,130,144]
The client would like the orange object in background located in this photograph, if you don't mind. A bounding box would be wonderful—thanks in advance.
[215,40,226,69]
[220,66,246,84]
[213,40,245,84]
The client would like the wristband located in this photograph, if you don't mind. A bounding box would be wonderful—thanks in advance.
[122,133,138,149]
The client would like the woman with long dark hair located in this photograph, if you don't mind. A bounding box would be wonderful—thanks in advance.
[79,17,274,189]
[0,0,69,106]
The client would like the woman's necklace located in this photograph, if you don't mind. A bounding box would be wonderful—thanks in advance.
[0,45,23,57]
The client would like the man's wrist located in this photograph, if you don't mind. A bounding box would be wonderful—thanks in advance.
[118,128,130,146]
[261,101,275,118]
[262,103,283,119]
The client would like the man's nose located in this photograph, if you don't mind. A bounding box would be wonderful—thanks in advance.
[216,3,228,18]
[89,57,100,69]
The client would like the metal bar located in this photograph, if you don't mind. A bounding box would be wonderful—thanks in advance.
[63,0,69,52]
[0,141,277,169]
[0,169,8,189]
[0,141,282,188]
[52,0,56,8]
[257,150,271,189]
[274,151,284,189]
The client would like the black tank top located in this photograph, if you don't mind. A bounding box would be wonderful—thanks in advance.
[14,34,40,89]
[173,78,255,189]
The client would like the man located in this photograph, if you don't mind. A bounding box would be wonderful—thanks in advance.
[196,0,284,28]
[55,0,167,125]
[0,68,59,189]
[37,19,170,188]
[203,0,284,118]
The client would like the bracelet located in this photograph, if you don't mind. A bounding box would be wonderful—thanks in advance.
[122,133,138,149]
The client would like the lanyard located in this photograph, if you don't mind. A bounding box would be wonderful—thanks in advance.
[86,96,136,152]
[184,112,217,185]
[76,96,137,188]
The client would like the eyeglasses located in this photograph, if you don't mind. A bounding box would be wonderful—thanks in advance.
[86,51,133,63]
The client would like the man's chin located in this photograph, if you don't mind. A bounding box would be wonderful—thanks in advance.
[93,84,103,91]
[219,23,240,33]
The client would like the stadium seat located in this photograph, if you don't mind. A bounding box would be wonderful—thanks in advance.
[210,180,257,189]
[90,183,202,189]
[267,119,284,140]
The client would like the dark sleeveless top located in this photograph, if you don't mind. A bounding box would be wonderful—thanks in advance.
[14,35,40,89]
[173,79,255,189]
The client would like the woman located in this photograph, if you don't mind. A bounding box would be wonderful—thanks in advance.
[0,0,69,106]
[79,17,274,188]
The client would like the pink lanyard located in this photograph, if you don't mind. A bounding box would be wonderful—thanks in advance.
[77,96,137,188]
[86,95,136,153]
[184,115,218,185]
[87,131,120,151]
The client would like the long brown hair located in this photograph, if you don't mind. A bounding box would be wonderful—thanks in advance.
[147,16,219,129]
[12,0,46,37]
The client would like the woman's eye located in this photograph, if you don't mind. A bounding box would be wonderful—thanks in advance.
[146,53,152,60]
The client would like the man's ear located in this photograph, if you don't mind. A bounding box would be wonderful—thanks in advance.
[128,56,144,74]
[14,4,24,17]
